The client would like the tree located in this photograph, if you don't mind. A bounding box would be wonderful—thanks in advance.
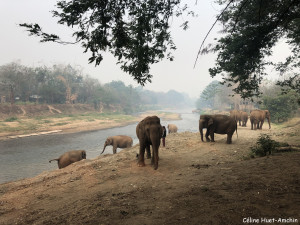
[197,80,222,109]
[20,0,191,86]
[262,90,298,123]
[0,62,38,104]
[199,0,300,99]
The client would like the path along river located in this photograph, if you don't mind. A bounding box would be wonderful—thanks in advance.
[0,109,199,184]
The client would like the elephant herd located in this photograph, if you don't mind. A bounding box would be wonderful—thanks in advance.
[49,109,271,170]
[230,109,271,130]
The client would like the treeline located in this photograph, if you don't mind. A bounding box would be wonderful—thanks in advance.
[0,62,193,113]
[196,80,299,123]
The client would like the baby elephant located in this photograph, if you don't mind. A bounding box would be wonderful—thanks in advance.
[167,124,178,133]
[49,150,86,169]
[101,135,133,154]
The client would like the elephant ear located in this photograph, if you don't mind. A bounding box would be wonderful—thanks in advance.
[208,118,213,126]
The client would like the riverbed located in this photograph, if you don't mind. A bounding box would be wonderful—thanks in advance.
[0,109,199,183]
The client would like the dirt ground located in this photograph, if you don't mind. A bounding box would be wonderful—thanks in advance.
[0,118,300,225]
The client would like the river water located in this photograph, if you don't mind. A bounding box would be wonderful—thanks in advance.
[0,109,200,184]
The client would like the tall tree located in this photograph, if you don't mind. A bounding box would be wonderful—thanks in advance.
[196,80,222,109]
[201,0,300,99]
[20,0,191,86]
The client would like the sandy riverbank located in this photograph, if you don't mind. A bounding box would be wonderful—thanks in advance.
[0,110,180,140]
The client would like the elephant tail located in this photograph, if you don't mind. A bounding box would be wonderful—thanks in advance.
[235,123,238,139]
[49,158,59,163]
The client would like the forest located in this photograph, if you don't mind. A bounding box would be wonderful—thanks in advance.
[0,62,193,114]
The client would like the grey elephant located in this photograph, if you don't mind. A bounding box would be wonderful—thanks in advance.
[136,116,163,170]
[230,109,242,126]
[240,111,249,127]
[100,135,133,154]
[199,114,237,144]
[250,109,271,130]
[49,150,86,169]
[167,124,178,133]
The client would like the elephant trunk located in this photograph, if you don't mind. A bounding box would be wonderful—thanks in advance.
[267,116,271,129]
[152,142,159,170]
[100,143,107,155]
[150,130,161,170]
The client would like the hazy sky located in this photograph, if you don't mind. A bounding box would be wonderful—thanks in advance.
[0,1,289,98]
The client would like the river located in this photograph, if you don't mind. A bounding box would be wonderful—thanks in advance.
[0,109,200,184]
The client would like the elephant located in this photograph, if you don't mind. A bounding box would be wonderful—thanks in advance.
[49,150,86,169]
[136,116,163,170]
[250,110,271,130]
[100,135,133,154]
[229,109,242,126]
[250,115,260,130]
[199,114,237,144]
[167,124,178,133]
[240,111,249,127]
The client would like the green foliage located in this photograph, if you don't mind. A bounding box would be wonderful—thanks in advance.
[262,90,299,123]
[197,80,222,109]
[196,80,237,110]
[19,0,193,86]
[4,117,18,122]
[250,134,280,157]
[207,0,300,99]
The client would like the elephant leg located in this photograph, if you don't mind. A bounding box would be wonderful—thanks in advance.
[251,122,253,130]
[138,143,146,167]
[205,129,211,142]
[210,131,215,142]
[113,144,117,154]
[146,145,151,159]
[260,121,264,129]
[227,134,232,144]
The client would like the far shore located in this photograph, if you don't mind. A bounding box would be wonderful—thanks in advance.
[0,111,181,141]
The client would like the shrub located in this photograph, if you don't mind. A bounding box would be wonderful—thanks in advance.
[250,134,280,157]
[4,117,18,122]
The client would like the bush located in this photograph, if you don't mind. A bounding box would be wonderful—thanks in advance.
[250,134,280,157]
[4,117,18,122]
